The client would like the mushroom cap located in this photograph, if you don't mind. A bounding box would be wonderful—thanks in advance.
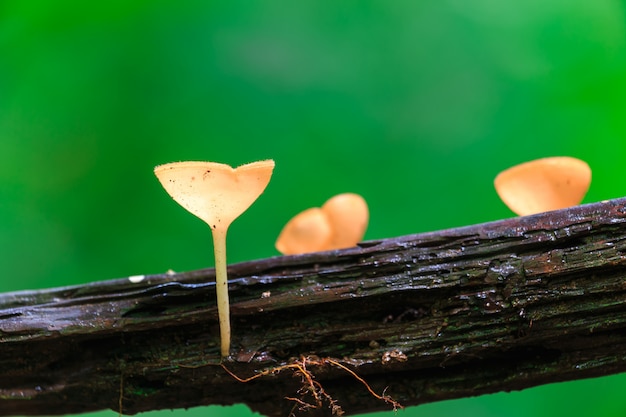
[321,193,369,250]
[275,207,332,255]
[154,160,275,230]
[494,156,591,216]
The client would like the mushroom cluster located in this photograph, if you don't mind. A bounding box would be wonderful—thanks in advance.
[275,193,369,255]
[151,154,592,359]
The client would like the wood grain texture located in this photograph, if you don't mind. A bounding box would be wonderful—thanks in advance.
[1,197,626,416]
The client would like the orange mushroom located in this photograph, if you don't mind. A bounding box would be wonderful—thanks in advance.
[494,156,591,216]
[276,193,369,255]
[322,193,369,250]
[275,208,332,255]
[154,160,274,357]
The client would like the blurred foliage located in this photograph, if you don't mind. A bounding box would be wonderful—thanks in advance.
[1,1,626,416]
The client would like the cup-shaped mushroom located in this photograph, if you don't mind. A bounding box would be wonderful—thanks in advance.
[494,156,591,216]
[154,159,274,358]
[154,160,275,231]
[275,207,332,255]
[321,193,369,250]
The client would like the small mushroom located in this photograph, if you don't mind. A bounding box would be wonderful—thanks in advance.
[322,193,369,250]
[276,193,369,255]
[275,207,332,255]
[154,160,274,357]
[494,156,591,216]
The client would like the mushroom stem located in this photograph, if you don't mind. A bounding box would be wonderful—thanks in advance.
[211,226,230,357]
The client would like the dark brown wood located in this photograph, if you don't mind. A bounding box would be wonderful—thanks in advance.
[2,197,626,416]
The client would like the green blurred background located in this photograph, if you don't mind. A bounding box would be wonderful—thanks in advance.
[1,0,626,416]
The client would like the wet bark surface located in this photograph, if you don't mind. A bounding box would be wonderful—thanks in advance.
[2,198,626,416]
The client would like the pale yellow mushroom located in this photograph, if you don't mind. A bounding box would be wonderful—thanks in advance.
[154,160,274,357]
[494,156,591,216]
[276,193,369,255]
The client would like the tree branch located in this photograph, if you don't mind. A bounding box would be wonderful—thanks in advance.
[2,197,626,416]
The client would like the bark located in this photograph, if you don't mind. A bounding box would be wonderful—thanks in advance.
[2,197,626,416]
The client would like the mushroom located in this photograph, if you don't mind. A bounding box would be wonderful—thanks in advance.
[276,193,369,255]
[322,193,369,250]
[494,156,591,216]
[154,160,274,357]
[275,208,332,255]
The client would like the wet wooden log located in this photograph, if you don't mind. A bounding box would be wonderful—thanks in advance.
[2,197,626,416]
